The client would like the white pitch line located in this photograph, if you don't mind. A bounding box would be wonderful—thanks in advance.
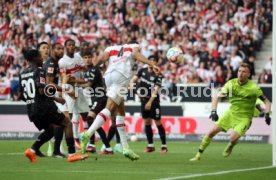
[158,166,276,180]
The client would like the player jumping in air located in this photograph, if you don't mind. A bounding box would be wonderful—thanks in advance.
[80,42,160,160]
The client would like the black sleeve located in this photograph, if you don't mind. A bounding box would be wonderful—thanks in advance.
[154,74,163,87]
[18,75,24,94]
[137,68,143,78]
[18,75,26,101]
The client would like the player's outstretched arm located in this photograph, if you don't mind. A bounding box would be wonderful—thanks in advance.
[94,51,110,66]
[129,75,139,90]
[132,47,160,74]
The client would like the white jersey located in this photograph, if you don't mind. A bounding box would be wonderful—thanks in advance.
[59,54,85,79]
[104,43,139,78]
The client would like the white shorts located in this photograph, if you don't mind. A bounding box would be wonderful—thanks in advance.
[64,88,89,114]
[105,71,131,105]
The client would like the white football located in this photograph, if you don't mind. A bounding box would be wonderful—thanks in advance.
[130,135,138,142]
[166,47,184,64]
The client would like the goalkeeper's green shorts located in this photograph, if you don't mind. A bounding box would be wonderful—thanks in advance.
[215,110,252,136]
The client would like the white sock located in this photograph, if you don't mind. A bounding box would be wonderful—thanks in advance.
[87,108,111,136]
[72,113,80,139]
[148,144,154,147]
[116,116,129,148]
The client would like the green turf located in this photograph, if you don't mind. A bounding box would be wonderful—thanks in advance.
[0,141,275,180]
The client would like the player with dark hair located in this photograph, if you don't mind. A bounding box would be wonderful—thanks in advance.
[20,49,88,163]
[59,39,90,149]
[42,43,69,158]
[37,42,49,62]
[190,63,271,161]
[76,49,114,154]
[80,43,160,160]
[129,55,168,153]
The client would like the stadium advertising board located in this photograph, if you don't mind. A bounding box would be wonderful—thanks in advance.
[0,102,271,143]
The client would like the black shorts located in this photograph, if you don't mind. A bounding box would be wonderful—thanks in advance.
[28,104,65,131]
[90,96,107,114]
[141,99,161,120]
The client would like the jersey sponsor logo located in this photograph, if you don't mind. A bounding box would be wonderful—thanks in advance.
[47,67,54,73]
[40,77,46,84]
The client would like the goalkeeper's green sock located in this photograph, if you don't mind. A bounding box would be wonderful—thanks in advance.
[198,135,212,153]
[189,135,212,161]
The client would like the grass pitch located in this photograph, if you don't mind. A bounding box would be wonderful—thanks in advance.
[0,141,275,180]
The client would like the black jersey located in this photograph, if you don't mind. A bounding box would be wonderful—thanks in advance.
[84,65,106,98]
[42,57,60,84]
[19,66,55,120]
[137,67,163,100]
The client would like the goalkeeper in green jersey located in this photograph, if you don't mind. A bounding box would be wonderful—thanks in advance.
[190,63,271,161]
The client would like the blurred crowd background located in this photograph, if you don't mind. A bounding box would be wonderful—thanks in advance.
[0,0,273,100]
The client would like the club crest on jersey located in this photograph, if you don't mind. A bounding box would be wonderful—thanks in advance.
[40,77,46,84]
[150,76,154,80]
[47,67,54,73]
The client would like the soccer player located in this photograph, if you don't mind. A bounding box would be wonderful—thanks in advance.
[78,49,113,154]
[129,55,168,153]
[190,63,271,161]
[80,42,160,160]
[59,39,90,148]
[19,49,88,162]
[42,43,69,158]
[71,41,90,149]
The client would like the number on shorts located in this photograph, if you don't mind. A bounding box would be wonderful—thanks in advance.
[156,108,160,115]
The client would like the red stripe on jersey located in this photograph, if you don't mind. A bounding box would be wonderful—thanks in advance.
[109,50,119,56]
[65,65,83,74]
[109,48,133,57]
[124,48,133,52]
